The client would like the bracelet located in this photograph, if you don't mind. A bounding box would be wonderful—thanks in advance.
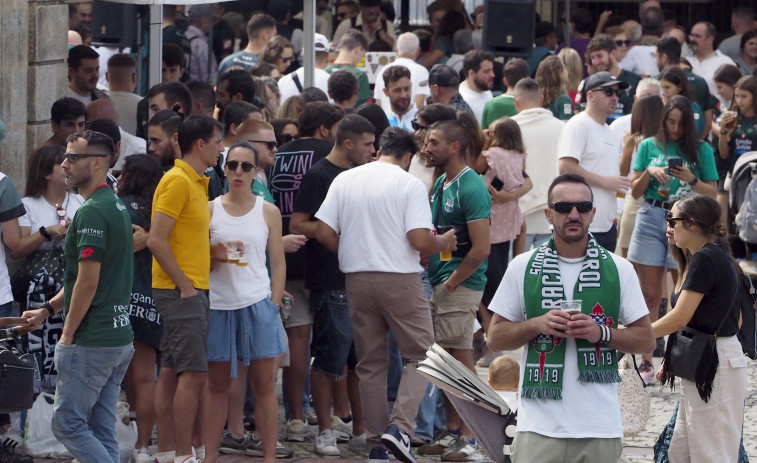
[690,177,699,187]
[39,226,52,241]
[598,324,612,346]
[42,301,54,316]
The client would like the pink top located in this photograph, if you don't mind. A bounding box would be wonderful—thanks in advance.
[483,147,526,244]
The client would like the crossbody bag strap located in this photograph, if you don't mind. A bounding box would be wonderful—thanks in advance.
[714,274,740,338]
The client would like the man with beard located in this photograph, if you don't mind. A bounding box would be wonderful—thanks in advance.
[315,126,455,463]
[424,120,491,461]
[688,22,736,108]
[147,110,183,172]
[66,45,109,105]
[558,72,630,252]
[382,66,415,130]
[581,35,640,123]
[215,70,255,119]
[458,50,495,126]
[486,173,653,463]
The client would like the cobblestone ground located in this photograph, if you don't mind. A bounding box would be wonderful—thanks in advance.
[32,351,756,463]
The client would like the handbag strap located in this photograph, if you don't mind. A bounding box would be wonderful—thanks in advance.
[628,353,648,389]
[713,272,740,338]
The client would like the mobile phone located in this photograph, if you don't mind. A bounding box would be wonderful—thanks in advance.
[491,176,505,191]
[668,158,683,171]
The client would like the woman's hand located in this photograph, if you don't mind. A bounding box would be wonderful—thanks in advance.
[47,222,69,238]
[669,164,696,184]
[210,242,229,261]
[647,165,670,183]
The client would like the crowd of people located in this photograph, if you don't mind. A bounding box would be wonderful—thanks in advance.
[0,1,755,463]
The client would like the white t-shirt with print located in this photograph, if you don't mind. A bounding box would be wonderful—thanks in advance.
[489,248,648,439]
[18,194,85,250]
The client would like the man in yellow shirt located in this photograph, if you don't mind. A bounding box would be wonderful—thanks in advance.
[147,115,223,463]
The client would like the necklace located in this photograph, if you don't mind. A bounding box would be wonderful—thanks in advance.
[557,254,587,264]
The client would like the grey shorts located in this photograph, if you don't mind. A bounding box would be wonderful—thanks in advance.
[154,288,210,374]
[283,279,313,329]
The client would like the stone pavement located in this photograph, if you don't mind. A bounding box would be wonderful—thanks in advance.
[31,348,756,463]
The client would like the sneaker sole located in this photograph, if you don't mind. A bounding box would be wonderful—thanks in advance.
[219,446,247,455]
[286,433,307,442]
[417,445,447,456]
[315,447,341,457]
[381,432,416,463]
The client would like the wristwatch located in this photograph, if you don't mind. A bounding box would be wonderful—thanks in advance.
[690,177,699,187]
[39,226,52,241]
[42,301,54,316]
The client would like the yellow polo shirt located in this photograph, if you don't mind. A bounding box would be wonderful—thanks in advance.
[151,159,211,290]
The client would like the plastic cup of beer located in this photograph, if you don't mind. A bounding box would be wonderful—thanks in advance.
[723,111,737,131]
[226,242,240,263]
[440,249,452,261]
[560,299,582,316]
[658,178,672,199]
[236,243,248,267]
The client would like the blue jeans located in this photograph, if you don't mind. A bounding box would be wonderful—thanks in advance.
[52,343,134,463]
[0,301,17,317]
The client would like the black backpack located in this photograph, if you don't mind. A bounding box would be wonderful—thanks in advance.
[737,272,757,360]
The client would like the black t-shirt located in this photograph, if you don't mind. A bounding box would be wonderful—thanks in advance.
[269,138,333,280]
[293,158,347,290]
[671,243,740,336]
[212,19,235,62]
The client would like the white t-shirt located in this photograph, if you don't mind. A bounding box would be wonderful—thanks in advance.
[113,128,148,171]
[316,161,433,274]
[18,193,85,250]
[278,67,332,106]
[65,86,91,106]
[458,81,493,126]
[108,91,142,136]
[609,114,633,214]
[619,45,658,77]
[373,57,431,110]
[689,51,736,109]
[385,105,418,131]
[558,112,621,233]
[489,249,648,439]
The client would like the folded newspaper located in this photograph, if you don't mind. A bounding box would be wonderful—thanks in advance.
[418,344,516,463]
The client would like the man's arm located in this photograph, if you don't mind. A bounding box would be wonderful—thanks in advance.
[407,228,456,256]
[444,218,490,292]
[289,212,318,238]
[559,157,631,193]
[1,218,21,252]
[147,211,197,298]
[565,312,655,355]
[59,259,101,345]
[315,221,339,254]
[488,311,570,351]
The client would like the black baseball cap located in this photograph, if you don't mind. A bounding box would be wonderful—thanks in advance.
[424,65,460,88]
[584,71,630,92]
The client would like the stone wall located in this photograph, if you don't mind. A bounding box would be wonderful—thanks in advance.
[0,0,67,193]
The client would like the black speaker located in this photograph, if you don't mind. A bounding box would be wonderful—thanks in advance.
[483,0,535,57]
[91,1,137,48]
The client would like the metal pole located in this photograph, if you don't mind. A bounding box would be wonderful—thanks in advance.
[564,0,571,46]
[148,4,162,88]
[303,0,315,87]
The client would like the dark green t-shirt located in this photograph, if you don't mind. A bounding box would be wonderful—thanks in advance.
[428,168,491,291]
[548,93,574,120]
[64,186,134,347]
[325,63,372,107]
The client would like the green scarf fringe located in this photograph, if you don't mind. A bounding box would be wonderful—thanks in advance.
[578,369,623,384]
[522,387,563,400]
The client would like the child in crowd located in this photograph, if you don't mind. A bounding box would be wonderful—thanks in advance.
[488,355,520,413]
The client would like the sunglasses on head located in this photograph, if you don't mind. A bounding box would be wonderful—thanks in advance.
[615,39,631,47]
[411,119,429,131]
[225,160,257,172]
[549,201,593,214]
[592,87,625,98]
[65,153,109,163]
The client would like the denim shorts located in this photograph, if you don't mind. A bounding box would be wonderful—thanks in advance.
[310,289,355,377]
[154,288,210,374]
[627,201,677,269]
[207,298,287,377]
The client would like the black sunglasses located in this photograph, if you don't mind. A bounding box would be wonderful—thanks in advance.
[665,211,689,228]
[549,201,593,214]
[65,153,109,163]
[337,12,348,18]
[249,140,278,150]
[592,87,625,98]
[411,119,429,131]
[615,39,631,47]
[225,160,257,172]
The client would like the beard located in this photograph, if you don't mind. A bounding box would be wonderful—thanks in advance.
[473,77,492,92]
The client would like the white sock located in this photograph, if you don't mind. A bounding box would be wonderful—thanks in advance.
[155,451,176,463]
[194,445,206,460]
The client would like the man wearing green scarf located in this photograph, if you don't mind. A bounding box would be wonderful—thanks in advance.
[487,174,654,463]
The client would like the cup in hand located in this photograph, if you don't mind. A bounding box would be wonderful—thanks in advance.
[657,177,673,199]
[559,299,582,316]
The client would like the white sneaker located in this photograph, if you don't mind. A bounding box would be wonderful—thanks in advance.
[348,432,368,454]
[305,408,319,425]
[0,427,24,451]
[131,447,153,463]
[314,429,340,456]
[286,419,309,442]
[330,415,353,442]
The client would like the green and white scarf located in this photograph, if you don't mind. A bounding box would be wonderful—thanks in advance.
[522,235,621,400]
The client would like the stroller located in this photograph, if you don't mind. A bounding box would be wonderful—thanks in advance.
[731,151,757,275]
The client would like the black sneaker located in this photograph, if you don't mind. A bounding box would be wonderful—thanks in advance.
[219,430,250,455]
[368,447,389,463]
[245,432,294,458]
[381,424,416,463]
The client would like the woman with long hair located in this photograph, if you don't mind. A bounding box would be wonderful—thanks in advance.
[627,96,718,384]
[536,55,574,120]
[712,64,743,117]
[260,35,296,75]
[558,48,583,104]
[653,194,747,461]
[734,29,757,75]
[117,155,163,463]
[11,146,84,391]
[202,142,286,463]
[618,94,664,257]
[658,66,705,136]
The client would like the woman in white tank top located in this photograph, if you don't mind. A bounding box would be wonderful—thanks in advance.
[203,142,286,463]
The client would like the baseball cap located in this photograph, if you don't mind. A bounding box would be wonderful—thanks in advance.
[314,33,329,53]
[584,71,630,92]
[425,65,460,87]
[188,4,211,18]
